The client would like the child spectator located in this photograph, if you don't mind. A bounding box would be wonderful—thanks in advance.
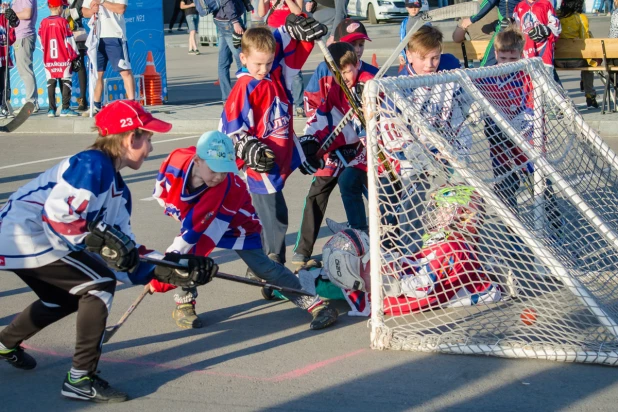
[398,0,431,67]
[513,0,561,70]
[294,19,376,265]
[66,0,89,111]
[220,17,327,266]
[181,0,200,55]
[0,5,17,117]
[152,131,338,330]
[556,0,599,109]
[39,0,80,117]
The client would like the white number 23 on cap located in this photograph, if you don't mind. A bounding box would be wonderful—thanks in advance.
[120,118,134,128]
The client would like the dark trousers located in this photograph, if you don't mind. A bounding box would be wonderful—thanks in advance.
[252,191,289,263]
[77,46,87,101]
[47,78,72,110]
[0,251,117,373]
[0,66,10,107]
[169,0,187,30]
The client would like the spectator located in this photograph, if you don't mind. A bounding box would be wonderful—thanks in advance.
[452,8,498,43]
[169,0,187,32]
[213,0,246,102]
[258,0,305,116]
[305,0,347,45]
[82,0,135,114]
[13,0,39,112]
[67,0,89,111]
[398,0,431,67]
[181,0,200,54]
[556,0,598,109]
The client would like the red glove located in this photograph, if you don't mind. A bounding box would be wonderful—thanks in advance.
[149,279,177,293]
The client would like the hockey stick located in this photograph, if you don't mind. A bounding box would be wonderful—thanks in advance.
[319,3,480,154]
[263,0,283,25]
[315,39,401,189]
[140,256,314,296]
[0,101,33,132]
[103,284,150,344]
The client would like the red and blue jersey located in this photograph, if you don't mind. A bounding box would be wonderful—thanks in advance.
[513,0,561,67]
[220,27,313,194]
[153,147,262,257]
[39,15,79,79]
[0,15,15,68]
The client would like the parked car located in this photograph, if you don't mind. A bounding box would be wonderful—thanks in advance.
[347,0,428,24]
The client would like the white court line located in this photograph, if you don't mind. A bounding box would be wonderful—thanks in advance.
[0,134,201,171]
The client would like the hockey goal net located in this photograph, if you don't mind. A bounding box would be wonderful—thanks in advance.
[364,58,618,365]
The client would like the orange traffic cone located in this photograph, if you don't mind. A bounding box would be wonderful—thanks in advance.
[372,53,378,68]
[144,51,163,106]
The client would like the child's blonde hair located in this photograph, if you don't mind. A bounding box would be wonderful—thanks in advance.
[328,42,358,70]
[241,27,276,55]
[89,129,145,167]
[494,26,525,54]
[48,5,62,14]
[407,26,443,57]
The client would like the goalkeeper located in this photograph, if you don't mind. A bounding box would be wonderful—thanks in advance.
[0,101,217,403]
[298,184,514,317]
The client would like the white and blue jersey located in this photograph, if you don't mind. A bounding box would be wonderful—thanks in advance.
[0,149,155,285]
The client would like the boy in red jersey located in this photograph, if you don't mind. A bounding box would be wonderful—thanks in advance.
[0,4,17,117]
[39,0,80,117]
[513,0,561,68]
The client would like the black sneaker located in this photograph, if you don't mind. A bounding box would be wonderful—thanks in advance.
[0,345,37,370]
[309,304,338,330]
[61,373,128,403]
[586,94,599,109]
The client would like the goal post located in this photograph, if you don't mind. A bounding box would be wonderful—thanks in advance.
[364,58,618,365]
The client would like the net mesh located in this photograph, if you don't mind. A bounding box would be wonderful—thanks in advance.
[365,58,618,365]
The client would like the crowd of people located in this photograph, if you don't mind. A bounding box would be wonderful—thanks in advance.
[2,0,618,405]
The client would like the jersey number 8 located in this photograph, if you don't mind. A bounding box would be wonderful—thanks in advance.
[49,39,58,59]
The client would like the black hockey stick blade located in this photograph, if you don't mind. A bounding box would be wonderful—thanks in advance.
[140,256,314,297]
[0,102,35,133]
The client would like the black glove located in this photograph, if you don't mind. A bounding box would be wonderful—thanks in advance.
[5,8,19,28]
[235,135,276,173]
[85,221,139,272]
[499,17,514,30]
[232,31,242,49]
[528,24,551,42]
[241,0,254,12]
[355,81,366,98]
[298,134,325,175]
[71,58,82,73]
[153,253,218,288]
[285,14,328,42]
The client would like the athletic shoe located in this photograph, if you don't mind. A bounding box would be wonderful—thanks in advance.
[0,106,14,118]
[295,107,305,117]
[194,49,201,55]
[188,49,196,55]
[47,108,57,117]
[61,373,128,403]
[32,100,39,113]
[292,252,309,266]
[60,108,80,117]
[172,303,203,329]
[586,94,599,109]
[309,303,338,330]
[0,345,37,370]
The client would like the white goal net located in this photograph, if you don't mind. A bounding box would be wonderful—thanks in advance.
[364,58,618,365]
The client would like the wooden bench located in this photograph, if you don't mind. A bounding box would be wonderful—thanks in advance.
[442,39,618,114]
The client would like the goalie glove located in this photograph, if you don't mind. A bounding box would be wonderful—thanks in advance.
[232,31,242,49]
[85,221,139,272]
[235,135,276,173]
[528,24,551,42]
[285,14,328,42]
[298,134,325,175]
[5,8,19,28]
[153,253,218,288]
[71,58,82,73]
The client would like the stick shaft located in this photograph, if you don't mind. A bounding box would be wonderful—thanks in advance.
[103,284,150,343]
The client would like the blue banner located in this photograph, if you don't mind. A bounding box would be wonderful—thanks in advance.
[9,0,167,109]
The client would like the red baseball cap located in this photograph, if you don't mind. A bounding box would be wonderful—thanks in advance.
[334,19,371,43]
[48,0,64,7]
[95,100,172,136]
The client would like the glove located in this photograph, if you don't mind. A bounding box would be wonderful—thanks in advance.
[85,221,139,272]
[5,8,19,28]
[499,17,514,30]
[298,134,325,175]
[285,14,328,42]
[355,81,365,98]
[153,253,218,288]
[242,0,254,12]
[232,31,242,49]
[235,135,276,173]
[528,24,551,42]
[71,59,82,73]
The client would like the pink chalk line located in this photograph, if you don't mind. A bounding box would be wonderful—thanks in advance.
[22,344,367,382]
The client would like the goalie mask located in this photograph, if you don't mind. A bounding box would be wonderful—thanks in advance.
[422,184,485,240]
[322,229,370,291]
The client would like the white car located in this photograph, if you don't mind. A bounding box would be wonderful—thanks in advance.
[346,0,428,24]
